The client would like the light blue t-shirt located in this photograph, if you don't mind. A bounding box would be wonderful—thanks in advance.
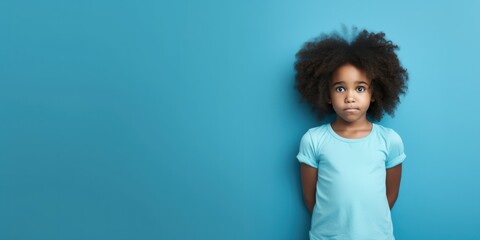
[296,123,406,240]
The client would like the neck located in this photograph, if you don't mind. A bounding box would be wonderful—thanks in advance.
[332,117,371,130]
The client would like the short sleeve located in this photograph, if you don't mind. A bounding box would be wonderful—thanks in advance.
[296,130,319,168]
[385,129,406,168]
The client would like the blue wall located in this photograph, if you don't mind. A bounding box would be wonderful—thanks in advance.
[1,0,479,239]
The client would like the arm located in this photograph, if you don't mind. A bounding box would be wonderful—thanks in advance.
[386,163,402,209]
[300,163,318,214]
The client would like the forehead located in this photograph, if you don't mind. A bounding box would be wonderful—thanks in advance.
[331,64,370,84]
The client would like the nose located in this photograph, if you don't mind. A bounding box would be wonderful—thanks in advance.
[345,98,355,103]
[345,91,356,103]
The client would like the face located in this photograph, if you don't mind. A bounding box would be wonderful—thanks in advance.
[328,64,374,124]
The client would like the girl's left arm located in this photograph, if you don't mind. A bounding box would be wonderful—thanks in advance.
[386,163,402,209]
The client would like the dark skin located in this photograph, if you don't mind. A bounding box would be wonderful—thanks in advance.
[300,64,403,213]
[386,163,402,209]
[300,163,317,213]
[300,163,402,214]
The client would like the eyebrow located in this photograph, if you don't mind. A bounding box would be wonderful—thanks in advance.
[331,81,370,86]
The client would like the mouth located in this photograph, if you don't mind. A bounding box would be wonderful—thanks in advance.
[344,108,360,112]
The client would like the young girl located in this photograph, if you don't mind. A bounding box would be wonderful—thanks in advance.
[294,27,408,240]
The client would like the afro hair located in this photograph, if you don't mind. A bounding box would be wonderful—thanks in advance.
[294,26,409,121]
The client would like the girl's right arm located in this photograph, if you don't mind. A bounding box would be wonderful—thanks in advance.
[300,163,318,214]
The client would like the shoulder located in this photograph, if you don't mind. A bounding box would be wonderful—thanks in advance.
[374,124,406,166]
[373,123,402,138]
[299,123,330,148]
[373,123,404,147]
[304,123,330,139]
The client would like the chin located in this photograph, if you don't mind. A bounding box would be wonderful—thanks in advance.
[340,116,362,123]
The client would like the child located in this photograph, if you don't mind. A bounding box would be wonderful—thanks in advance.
[294,26,408,240]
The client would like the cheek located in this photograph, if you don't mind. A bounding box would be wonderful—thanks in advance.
[330,97,343,108]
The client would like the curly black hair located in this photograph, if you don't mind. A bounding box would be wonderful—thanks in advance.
[294,26,408,121]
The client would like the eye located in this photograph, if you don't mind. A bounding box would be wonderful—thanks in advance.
[335,87,345,92]
[356,86,366,92]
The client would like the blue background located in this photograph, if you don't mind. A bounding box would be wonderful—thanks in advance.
[1,0,479,239]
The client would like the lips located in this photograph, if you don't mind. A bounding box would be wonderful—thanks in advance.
[344,108,360,112]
